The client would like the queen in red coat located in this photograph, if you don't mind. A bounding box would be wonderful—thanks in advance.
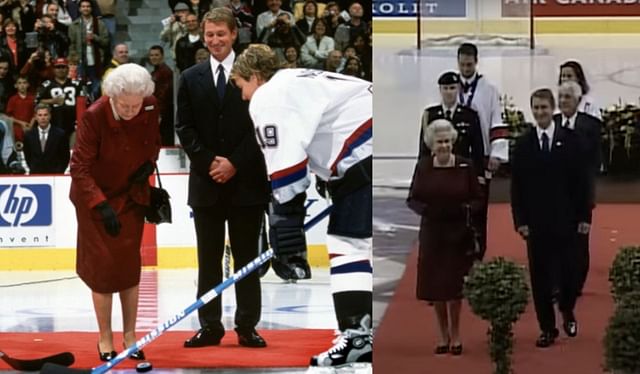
[69,63,160,361]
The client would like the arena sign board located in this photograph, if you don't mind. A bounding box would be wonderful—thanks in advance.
[503,0,640,17]
[373,0,466,18]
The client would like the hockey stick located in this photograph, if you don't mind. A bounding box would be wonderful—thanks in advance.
[0,350,74,371]
[41,249,273,374]
[41,203,332,374]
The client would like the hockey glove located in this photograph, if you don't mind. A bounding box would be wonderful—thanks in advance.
[268,193,311,280]
[95,201,121,237]
[129,161,154,184]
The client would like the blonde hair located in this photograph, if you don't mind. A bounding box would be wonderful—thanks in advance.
[231,44,281,82]
[424,119,458,149]
[102,63,155,98]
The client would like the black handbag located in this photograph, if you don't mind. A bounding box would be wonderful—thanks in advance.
[145,165,172,224]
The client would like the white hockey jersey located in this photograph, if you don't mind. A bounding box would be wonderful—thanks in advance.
[249,69,373,204]
[458,73,509,165]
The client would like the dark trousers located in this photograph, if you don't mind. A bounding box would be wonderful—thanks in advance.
[192,202,264,333]
[527,231,578,332]
[576,232,590,293]
[474,177,490,260]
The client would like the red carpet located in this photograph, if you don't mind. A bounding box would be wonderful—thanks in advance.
[0,330,334,370]
[375,204,640,374]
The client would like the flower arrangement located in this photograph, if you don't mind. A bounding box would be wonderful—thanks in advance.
[601,102,640,177]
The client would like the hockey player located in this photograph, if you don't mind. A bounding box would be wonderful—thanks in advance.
[231,44,372,370]
[456,43,509,259]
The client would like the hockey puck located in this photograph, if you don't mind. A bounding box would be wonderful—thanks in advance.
[136,362,153,372]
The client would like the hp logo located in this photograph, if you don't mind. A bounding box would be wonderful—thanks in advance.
[0,184,52,227]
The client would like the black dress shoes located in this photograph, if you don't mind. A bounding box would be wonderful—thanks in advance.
[563,319,578,337]
[535,328,559,348]
[235,328,267,348]
[184,328,225,348]
[97,344,117,362]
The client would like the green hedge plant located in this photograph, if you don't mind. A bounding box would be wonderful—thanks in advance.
[463,257,529,374]
[604,292,640,374]
[608,246,640,303]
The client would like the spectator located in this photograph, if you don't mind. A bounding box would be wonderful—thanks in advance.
[352,31,371,81]
[282,44,298,68]
[558,60,601,119]
[35,14,70,58]
[333,2,366,51]
[44,2,69,34]
[295,0,316,35]
[194,47,209,64]
[148,45,174,146]
[175,12,204,72]
[15,0,37,33]
[229,0,253,52]
[260,13,304,63]
[95,0,116,52]
[0,57,15,112]
[101,43,128,82]
[0,113,18,174]
[6,76,36,142]
[342,55,364,79]
[256,0,294,39]
[160,2,189,60]
[20,48,55,89]
[407,119,483,356]
[68,0,109,99]
[35,57,83,143]
[323,49,341,72]
[300,18,333,68]
[321,1,343,38]
[1,18,29,72]
[23,103,70,174]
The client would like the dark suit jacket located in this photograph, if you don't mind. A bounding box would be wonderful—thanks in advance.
[419,104,484,175]
[24,125,70,174]
[510,125,591,234]
[553,112,602,207]
[176,59,269,208]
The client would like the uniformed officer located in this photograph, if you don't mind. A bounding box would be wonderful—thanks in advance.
[419,71,485,176]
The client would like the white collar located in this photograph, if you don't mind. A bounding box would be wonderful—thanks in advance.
[442,103,457,113]
[536,121,555,139]
[561,111,578,130]
[39,124,51,133]
[461,72,477,84]
[210,50,235,78]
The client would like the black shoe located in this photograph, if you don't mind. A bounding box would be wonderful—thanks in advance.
[235,328,267,348]
[563,319,578,337]
[97,344,117,362]
[184,328,225,348]
[123,343,146,360]
[535,329,559,348]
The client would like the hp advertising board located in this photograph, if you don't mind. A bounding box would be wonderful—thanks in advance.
[0,181,55,247]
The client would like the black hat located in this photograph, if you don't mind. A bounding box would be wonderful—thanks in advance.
[438,71,460,85]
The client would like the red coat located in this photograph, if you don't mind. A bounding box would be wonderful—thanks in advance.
[69,95,161,293]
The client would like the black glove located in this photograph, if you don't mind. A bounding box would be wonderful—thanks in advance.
[95,201,121,237]
[268,193,311,280]
[315,176,328,199]
[129,161,154,184]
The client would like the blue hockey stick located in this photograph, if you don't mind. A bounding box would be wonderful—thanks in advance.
[41,203,333,374]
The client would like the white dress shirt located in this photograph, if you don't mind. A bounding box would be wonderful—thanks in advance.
[535,122,555,150]
[210,51,235,86]
[561,112,578,130]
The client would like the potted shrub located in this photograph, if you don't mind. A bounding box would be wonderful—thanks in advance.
[463,257,529,374]
[609,246,640,303]
[603,291,640,374]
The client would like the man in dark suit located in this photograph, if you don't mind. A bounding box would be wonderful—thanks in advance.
[176,7,270,349]
[23,104,70,174]
[511,88,591,348]
[555,81,602,296]
[148,45,174,146]
[419,71,484,175]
